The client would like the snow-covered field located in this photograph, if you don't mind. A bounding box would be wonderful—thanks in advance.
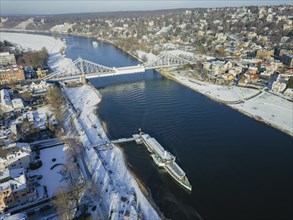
[171,74,260,102]
[30,144,68,197]
[169,74,293,136]
[64,85,160,219]
[50,23,73,33]
[0,32,74,73]
[230,92,293,136]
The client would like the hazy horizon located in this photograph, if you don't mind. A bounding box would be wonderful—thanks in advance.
[1,0,292,16]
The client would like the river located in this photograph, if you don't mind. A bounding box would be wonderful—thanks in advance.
[62,34,292,220]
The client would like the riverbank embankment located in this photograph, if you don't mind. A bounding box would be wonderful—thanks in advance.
[62,84,161,219]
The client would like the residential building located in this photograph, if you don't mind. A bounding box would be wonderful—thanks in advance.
[0,168,36,211]
[0,90,13,113]
[0,143,31,171]
[281,54,293,67]
[256,49,274,59]
[1,213,28,220]
[284,88,293,97]
[0,66,25,85]
[0,53,16,67]
[272,78,287,93]
[11,99,24,110]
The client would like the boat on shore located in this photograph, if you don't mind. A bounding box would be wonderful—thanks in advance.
[92,41,99,47]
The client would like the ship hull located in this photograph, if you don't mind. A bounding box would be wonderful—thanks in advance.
[165,165,192,191]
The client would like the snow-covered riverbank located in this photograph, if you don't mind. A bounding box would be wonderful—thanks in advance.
[63,85,160,219]
[165,73,293,136]
[0,32,73,73]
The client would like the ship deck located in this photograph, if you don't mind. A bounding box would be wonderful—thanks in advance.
[141,134,174,161]
[165,161,186,178]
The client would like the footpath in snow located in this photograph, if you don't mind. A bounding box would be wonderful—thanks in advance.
[168,74,293,136]
[0,32,74,73]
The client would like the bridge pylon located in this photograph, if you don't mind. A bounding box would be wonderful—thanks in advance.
[78,57,87,84]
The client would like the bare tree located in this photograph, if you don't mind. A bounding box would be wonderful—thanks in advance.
[54,187,73,220]
[21,91,32,102]
[141,54,148,62]
[20,118,30,134]
[46,85,65,121]
[63,141,87,211]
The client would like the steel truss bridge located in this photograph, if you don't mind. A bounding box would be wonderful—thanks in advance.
[43,50,199,81]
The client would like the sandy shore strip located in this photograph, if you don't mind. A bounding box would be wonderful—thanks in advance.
[162,72,293,136]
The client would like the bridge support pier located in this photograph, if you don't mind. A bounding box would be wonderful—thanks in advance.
[79,57,87,84]
[80,76,87,84]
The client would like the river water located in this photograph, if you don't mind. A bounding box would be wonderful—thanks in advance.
[63,34,292,220]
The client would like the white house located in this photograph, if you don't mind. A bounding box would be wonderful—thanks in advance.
[0,143,31,171]
[0,89,13,113]
[12,98,24,110]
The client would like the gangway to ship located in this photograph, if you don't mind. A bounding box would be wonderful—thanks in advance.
[111,137,136,144]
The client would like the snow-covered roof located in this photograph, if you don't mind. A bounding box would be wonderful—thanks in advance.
[0,52,10,56]
[0,168,27,192]
[12,98,24,109]
[284,88,293,97]
[0,142,31,159]
[0,89,12,107]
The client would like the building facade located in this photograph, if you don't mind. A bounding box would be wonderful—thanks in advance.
[0,89,13,113]
[0,168,36,211]
[0,143,31,171]
[0,53,16,67]
[0,66,25,85]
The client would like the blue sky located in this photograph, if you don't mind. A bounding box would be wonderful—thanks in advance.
[1,0,291,15]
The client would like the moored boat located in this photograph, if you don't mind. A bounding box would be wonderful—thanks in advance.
[92,41,99,47]
[140,133,192,191]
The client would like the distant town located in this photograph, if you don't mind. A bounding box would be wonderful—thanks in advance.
[0,4,292,220]
[0,5,292,96]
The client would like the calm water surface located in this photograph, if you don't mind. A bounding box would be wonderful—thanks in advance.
[63,34,293,220]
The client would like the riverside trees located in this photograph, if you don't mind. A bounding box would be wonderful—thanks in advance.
[16,47,49,69]
[46,85,65,122]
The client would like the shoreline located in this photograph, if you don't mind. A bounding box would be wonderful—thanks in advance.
[114,143,166,219]
[93,88,166,219]
[161,72,293,136]
[63,84,161,219]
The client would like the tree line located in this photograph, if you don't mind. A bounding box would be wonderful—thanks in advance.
[16,47,49,69]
